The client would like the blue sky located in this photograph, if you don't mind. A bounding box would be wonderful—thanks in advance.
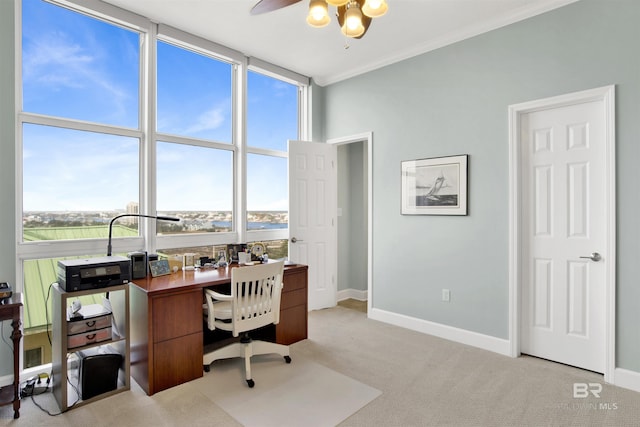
[21,0,295,213]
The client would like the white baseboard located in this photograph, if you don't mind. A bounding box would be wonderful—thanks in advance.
[337,288,367,302]
[613,368,640,393]
[369,307,511,356]
[0,363,53,388]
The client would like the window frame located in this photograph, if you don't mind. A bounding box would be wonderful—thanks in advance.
[16,0,150,266]
[15,0,310,286]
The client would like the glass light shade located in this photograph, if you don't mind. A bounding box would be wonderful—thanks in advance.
[306,0,330,27]
[341,22,365,38]
[327,0,349,6]
[341,4,365,38]
[362,0,388,18]
[345,2,363,30]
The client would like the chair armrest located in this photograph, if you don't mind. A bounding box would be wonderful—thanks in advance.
[204,288,233,331]
[204,288,233,301]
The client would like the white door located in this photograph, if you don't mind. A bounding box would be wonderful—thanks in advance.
[288,140,337,310]
[520,98,608,373]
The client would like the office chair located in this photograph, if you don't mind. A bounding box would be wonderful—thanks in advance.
[203,260,291,387]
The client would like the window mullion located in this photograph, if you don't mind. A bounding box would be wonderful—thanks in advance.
[236,61,247,244]
[144,23,157,254]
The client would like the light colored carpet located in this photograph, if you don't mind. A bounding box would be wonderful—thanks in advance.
[193,355,381,427]
[2,304,640,426]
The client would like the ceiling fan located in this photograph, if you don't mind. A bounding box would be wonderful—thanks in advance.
[250,0,388,39]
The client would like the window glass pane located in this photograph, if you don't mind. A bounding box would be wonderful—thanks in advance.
[247,154,288,229]
[23,124,139,241]
[247,71,298,151]
[156,142,233,234]
[157,41,232,142]
[22,0,139,128]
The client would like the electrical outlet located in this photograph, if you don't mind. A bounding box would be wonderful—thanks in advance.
[442,289,451,302]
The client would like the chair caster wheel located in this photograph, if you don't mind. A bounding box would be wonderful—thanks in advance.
[247,379,255,388]
[204,365,210,373]
[284,356,291,364]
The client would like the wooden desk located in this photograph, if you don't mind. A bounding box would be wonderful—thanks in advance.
[0,293,22,419]
[129,263,308,395]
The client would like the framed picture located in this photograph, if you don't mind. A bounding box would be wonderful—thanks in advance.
[149,259,171,277]
[401,154,468,215]
[226,244,247,263]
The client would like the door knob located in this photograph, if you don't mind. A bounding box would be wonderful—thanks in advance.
[579,252,601,262]
[290,237,303,243]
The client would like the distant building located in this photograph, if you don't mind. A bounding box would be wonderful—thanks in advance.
[125,202,139,225]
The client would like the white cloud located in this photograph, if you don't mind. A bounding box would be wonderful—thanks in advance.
[23,31,131,118]
[185,107,226,134]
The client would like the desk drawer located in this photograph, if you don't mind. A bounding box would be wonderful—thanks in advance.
[283,269,307,292]
[281,288,306,311]
[152,290,202,343]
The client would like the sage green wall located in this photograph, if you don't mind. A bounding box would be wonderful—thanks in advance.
[322,0,640,372]
[0,0,16,378]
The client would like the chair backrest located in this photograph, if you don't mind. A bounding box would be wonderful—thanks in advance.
[230,260,285,335]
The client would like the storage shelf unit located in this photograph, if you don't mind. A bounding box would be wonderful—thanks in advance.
[52,284,130,411]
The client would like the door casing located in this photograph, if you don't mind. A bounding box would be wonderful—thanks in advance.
[508,86,616,382]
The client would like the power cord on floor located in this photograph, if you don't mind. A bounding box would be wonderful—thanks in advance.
[20,372,51,398]
[20,371,71,416]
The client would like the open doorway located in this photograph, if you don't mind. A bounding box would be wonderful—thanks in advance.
[329,133,372,314]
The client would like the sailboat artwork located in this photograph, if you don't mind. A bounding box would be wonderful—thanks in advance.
[417,171,456,206]
[401,155,468,215]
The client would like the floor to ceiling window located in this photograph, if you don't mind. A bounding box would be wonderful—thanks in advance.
[16,0,308,370]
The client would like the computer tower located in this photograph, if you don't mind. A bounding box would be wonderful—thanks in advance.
[127,251,147,280]
[78,351,123,400]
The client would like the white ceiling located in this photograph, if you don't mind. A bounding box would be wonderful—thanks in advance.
[101,0,577,86]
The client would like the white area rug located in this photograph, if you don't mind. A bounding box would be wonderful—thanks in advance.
[192,355,382,427]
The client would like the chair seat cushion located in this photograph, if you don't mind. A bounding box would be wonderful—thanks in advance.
[203,301,232,320]
[204,300,270,321]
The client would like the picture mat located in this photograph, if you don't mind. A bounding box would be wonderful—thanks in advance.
[401,154,468,215]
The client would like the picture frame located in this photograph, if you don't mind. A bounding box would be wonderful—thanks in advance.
[226,243,247,263]
[149,259,171,277]
[401,154,468,215]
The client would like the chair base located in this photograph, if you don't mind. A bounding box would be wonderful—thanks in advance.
[203,338,291,387]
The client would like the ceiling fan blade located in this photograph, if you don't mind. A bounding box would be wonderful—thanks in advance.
[251,0,302,15]
[337,0,372,39]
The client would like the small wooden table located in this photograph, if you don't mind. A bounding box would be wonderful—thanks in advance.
[0,293,22,419]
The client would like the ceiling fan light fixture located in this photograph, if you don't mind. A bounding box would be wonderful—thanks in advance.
[307,0,330,27]
[341,1,365,37]
[327,0,349,6]
[362,0,388,18]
